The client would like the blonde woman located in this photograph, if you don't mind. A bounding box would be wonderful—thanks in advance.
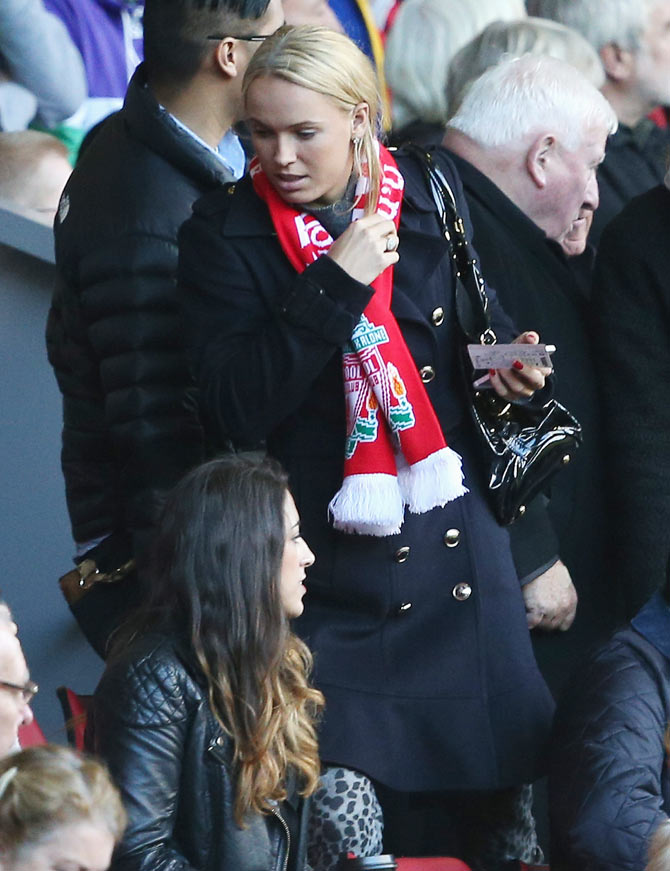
[178,24,556,869]
[0,744,126,871]
[88,455,324,871]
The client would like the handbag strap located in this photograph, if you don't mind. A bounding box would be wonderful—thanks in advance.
[403,144,495,345]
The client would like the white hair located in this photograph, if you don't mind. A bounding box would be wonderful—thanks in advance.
[528,0,658,53]
[384,0,526,129]
[448,53,617,151]
[447,18,605,116]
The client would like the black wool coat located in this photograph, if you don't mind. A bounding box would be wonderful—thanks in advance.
[592,184,670,616]
[446,150,618,692]
[178,149,554,793]
[591,121,670,247]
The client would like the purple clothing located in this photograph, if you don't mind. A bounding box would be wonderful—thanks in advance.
[43,0,143,98]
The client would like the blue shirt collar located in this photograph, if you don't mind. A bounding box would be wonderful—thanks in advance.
[162,107,246,180]
[631,591,670,660]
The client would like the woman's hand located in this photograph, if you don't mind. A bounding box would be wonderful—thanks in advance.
[489,331,552,401]
[326,213,399,286]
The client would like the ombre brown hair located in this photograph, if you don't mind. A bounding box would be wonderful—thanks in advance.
[242,24,384,214]
[118,455,323,825]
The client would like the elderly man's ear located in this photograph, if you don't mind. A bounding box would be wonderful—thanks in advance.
[599,42,637,84]
[526,134,557,189]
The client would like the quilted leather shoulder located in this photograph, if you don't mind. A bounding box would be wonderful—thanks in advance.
[95,633,201,727]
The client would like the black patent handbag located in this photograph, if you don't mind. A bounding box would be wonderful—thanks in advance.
[406,145,582,526]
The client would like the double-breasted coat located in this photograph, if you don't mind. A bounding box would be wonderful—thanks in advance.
[178,149,554,793]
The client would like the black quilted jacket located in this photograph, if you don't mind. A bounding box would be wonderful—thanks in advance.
[548,593,670,870]
[87,632,309,871]
[46,63,234,577]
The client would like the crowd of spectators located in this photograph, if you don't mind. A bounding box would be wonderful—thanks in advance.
[4,0,670,869]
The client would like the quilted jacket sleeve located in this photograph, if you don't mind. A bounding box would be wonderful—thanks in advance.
[549,631,670,871]
[89,644,199,871]
[47,230,205,565]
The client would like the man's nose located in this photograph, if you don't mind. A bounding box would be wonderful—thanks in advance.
[585,172,599,211]
[20,702,34,727]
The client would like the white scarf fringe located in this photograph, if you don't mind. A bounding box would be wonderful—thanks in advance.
[329,448,467,536]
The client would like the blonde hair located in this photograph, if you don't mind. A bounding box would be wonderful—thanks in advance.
[0,130,70,209]
[648,820,670,871]
[0,745,126,863]
[243,25,383,214]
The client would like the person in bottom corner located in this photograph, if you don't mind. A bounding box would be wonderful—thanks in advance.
[0,744,126,871]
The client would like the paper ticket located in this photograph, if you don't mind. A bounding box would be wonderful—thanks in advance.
[467,343,555,371]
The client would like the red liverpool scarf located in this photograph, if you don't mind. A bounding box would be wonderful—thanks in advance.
[251,144,467,536]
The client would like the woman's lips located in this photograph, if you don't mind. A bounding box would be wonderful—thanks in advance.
[273,173,307,192]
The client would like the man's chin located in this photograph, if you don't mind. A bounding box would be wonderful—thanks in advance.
[561,236,587,257]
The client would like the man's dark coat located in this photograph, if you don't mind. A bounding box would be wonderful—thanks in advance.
[46,64,234,652]
[446,149,617,690]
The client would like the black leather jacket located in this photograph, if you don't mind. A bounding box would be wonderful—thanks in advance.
[87,633,309,871]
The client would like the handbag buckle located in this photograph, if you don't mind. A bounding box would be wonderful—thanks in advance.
[479,328,497,345]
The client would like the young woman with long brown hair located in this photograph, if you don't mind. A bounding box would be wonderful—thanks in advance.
[88,454,323,871]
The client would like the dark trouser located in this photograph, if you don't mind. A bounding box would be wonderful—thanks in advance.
[308,766,542,871]
[376,780,542,870]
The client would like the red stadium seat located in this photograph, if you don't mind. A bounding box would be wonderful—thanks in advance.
[56,685,92,750]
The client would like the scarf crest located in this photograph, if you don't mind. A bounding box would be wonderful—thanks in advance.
[251,145,467,535]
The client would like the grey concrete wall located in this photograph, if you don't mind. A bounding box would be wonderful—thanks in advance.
[0,206,103,742]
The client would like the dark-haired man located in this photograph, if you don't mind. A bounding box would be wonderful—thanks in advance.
[46,0,284,657]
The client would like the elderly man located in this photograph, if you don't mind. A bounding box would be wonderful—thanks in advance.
[529,0,670,244]
[442,53,618,693]
[46,0,284,658]
[0,627,35,757]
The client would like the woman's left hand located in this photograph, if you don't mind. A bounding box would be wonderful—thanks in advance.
[489,331,552,401]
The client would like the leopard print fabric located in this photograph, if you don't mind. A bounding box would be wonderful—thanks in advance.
[306,767,542,871]
[307,767,384,871]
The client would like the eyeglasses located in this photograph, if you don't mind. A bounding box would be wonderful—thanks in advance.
[207,33,272,42]
[207,32,274,42]
[0,679,39,703]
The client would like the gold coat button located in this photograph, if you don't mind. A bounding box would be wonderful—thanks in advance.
[420,365,435,383]
[452,583,472,602]
[444,528,460,548]
[394,546,411,563]
[431,306,445,327]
